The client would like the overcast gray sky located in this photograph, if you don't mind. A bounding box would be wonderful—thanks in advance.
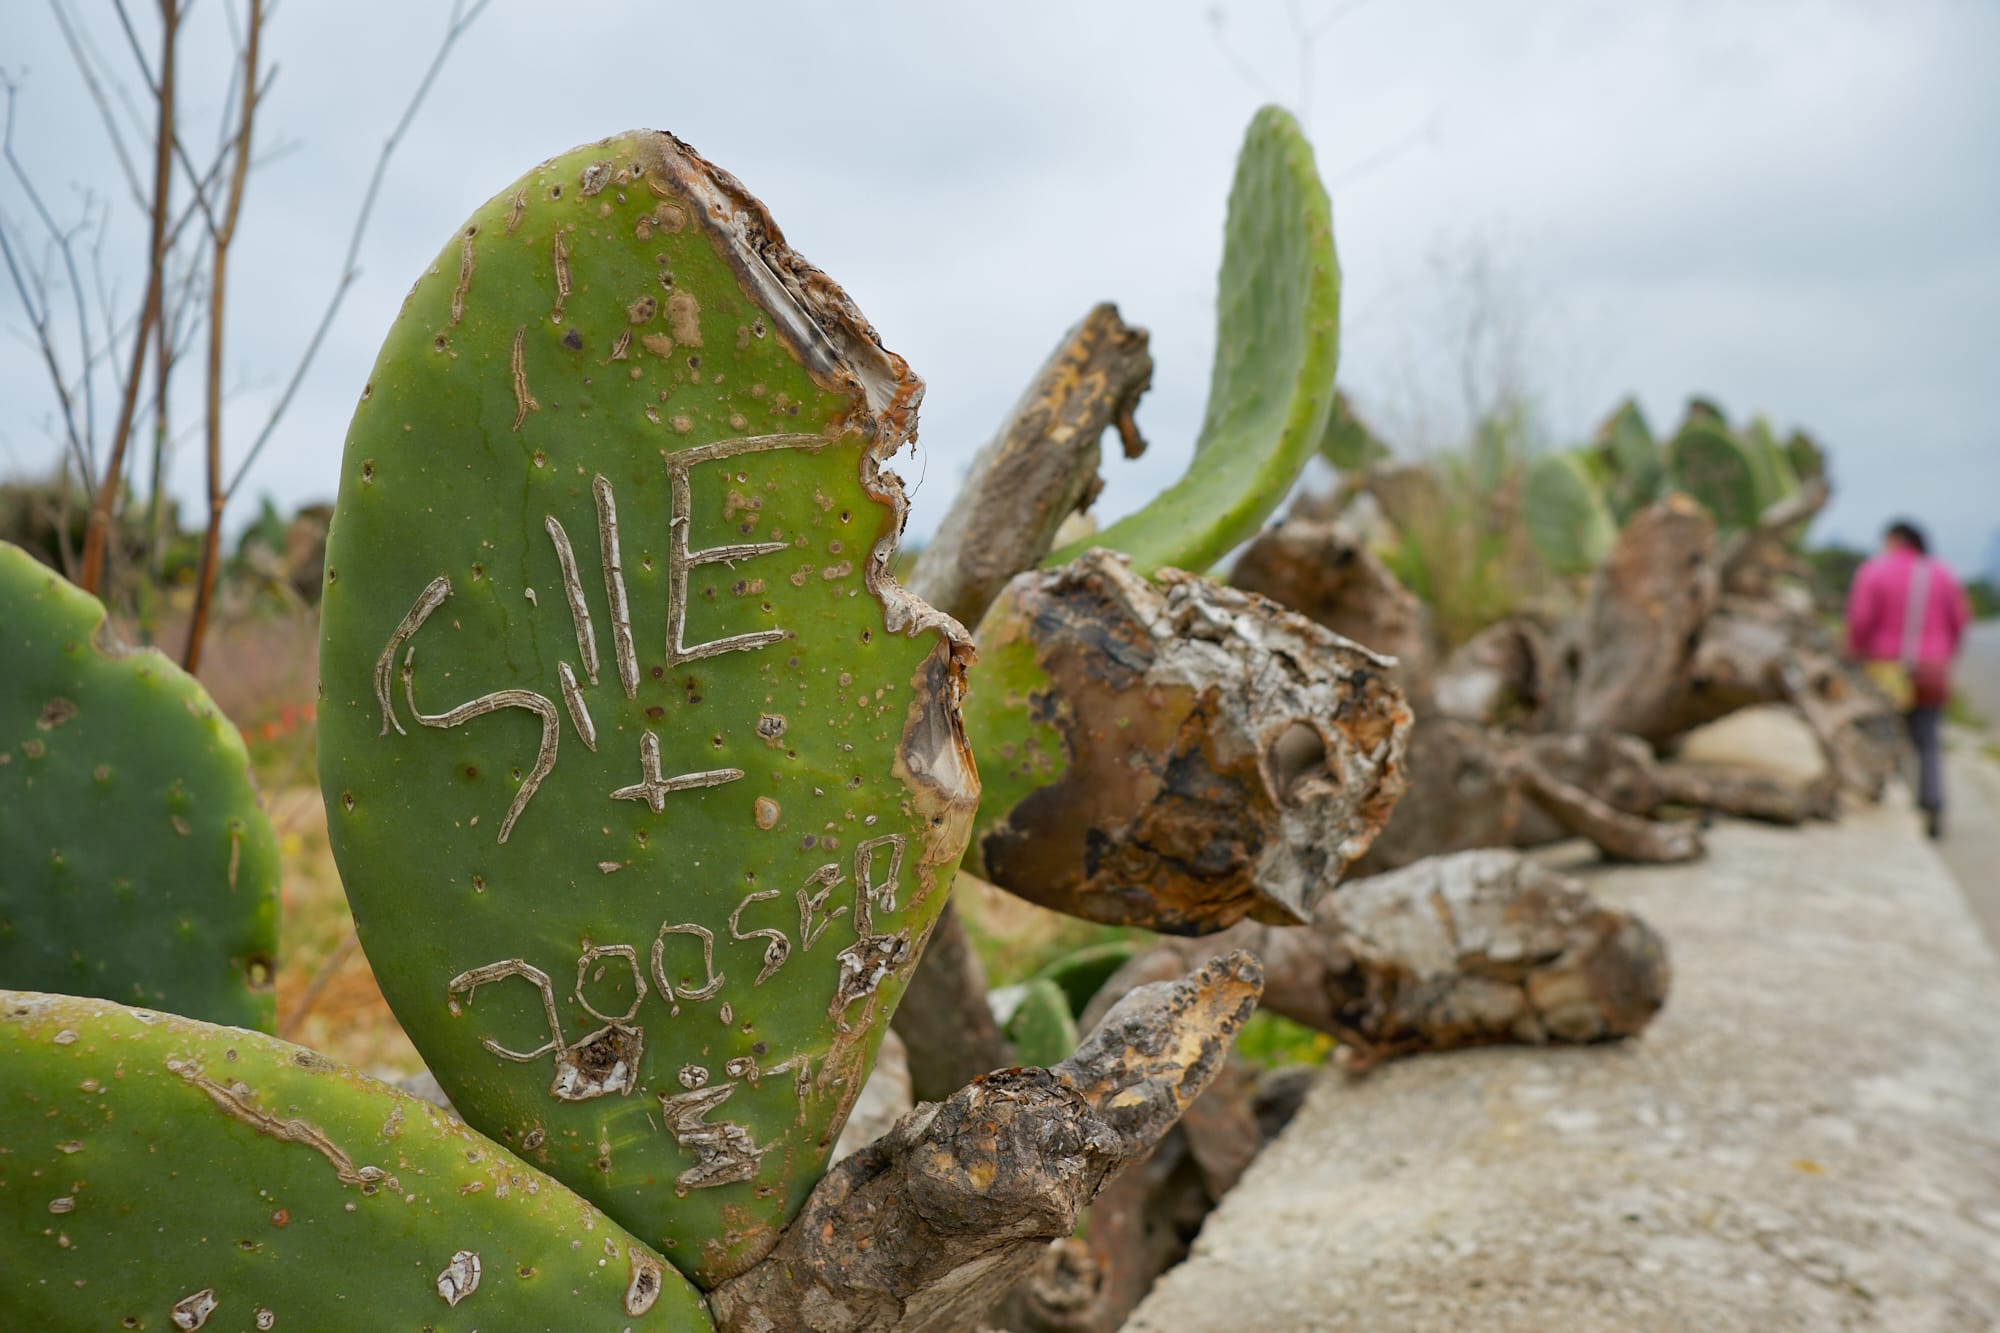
[4,0,1996,572]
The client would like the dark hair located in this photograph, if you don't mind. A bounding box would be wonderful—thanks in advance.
[1886,519,1929,555]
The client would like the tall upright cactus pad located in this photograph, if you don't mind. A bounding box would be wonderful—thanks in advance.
[0,542,279,1030]
[1591,397,1662,521]
[1742,415,1800,509]
[1319,389,1389,472]
[1524,451,1618,574]
[0,991,713,1329]
[1784,429,1828,486]
[317,132,979,1285]
[1664,424,1762,532]
[1047,105,1340,575]
[1679,397,1728,432]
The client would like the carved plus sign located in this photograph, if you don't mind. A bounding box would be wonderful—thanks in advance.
[611,730,744,813]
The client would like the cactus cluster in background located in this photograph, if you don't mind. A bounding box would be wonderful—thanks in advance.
[1522,451,1618,575]
[0,541,280,1031]
[1516,397,1823,576]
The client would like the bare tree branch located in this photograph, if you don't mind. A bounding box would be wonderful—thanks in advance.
[48,0,147,209]
[1,82,102,495]
[78,0,179,593]
[223,0,491,499]
[183,0,262,673]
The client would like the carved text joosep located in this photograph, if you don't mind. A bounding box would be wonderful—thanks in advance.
[367,430,912,1192]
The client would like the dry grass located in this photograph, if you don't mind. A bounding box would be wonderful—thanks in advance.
[265,785,423,1076]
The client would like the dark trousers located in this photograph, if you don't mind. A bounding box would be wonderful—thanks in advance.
[1905,706,1943,812]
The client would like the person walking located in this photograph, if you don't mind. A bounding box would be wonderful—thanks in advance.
[1845,519,1972,838]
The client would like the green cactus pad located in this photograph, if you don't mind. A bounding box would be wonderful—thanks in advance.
[317,132,979,1286]
[1665,424,1762,532]
[1742,415,1800,509]
[1047,105,1340,575]
[999,977,1079,1067]
[0,990,713,1329]
[1318,389,1388,472]
[1679,397,1728,431]
[1032,940,1144,1019]
[1784,429,1827,485]
[1591,397,1661,521]
[1523,451,1618,574]
[0,542,279,1030]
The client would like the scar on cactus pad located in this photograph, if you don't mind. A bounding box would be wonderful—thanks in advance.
[0,541,280,1030]
[317,130,978,1286]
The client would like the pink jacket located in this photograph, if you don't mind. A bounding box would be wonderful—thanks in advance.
[1845,548,1971,665]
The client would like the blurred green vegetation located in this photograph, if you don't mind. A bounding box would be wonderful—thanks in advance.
[1375,403,1549,649]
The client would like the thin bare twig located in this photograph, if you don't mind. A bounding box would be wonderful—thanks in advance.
[48,0,147,209]
[279,930,359,1040]
[79,0,179,594]
[224,0,491,499]
[1,83,102,496]
[183,0,263,674]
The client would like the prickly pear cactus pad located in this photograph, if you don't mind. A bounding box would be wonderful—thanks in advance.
[316,132,978,1285]
[1666,423,1762,532]
[1047,104,1340,576]
[1523,451,1617,575]
[0,542,280,1030]
[0,991,714,1329]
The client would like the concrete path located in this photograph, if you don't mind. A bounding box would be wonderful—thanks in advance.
[1955,621,2000,733]
[1126,809,2000,1332]
[1939,737,2000,954]
[1938,619,2000,952]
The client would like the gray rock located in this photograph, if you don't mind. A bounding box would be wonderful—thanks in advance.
[1672,702,1828,787]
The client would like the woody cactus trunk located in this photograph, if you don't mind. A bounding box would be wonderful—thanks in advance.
[315,130,979,1286]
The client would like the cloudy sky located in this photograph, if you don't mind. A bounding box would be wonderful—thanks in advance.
[4,0,1996,572]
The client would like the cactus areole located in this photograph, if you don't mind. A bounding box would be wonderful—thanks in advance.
[317,131,979,1286]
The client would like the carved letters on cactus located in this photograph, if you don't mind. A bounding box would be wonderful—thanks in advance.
[438,832,915,1108]
[372,440,834,845]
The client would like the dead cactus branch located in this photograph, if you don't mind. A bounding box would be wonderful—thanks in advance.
[1508,755,1704,864]
[972,549,1411,934]
[1091,850,1669,1068]
[908,303,1153,630]
[709,952,1264,1333]
[1230,509,1438,689]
